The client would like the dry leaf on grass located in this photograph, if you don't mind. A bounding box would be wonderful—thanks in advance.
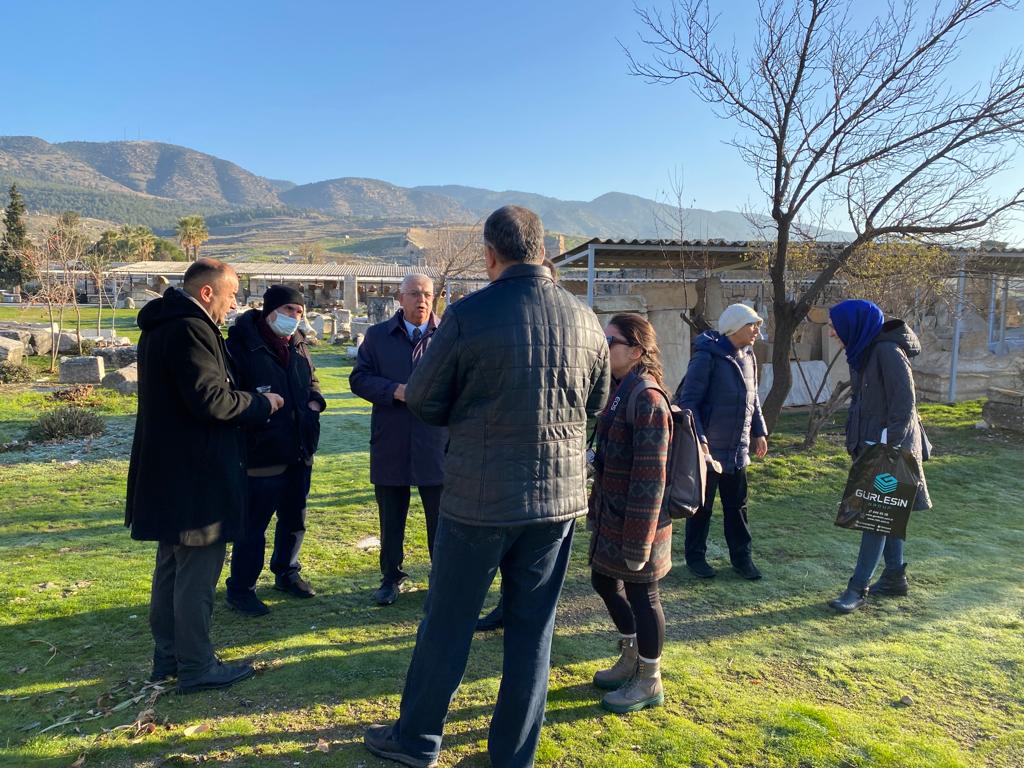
[315,738,330,753]
[68,755,85,768]
[183,722,211,736]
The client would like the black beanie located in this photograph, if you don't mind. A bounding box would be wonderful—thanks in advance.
[263,285,304,316]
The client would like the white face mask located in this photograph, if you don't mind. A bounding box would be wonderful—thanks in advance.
[269,311,300,337]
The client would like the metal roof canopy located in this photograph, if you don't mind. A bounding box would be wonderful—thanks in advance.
[554,237,1024,307]
[106,261,487,282]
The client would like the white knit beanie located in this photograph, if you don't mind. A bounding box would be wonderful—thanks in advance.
[718,303,764,337]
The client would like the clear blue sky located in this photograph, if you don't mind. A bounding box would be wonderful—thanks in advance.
[2,0,1022,240]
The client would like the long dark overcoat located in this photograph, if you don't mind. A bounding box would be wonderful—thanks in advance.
[349,310,446,487]
[846,319,932,511]
[125,288,271,543]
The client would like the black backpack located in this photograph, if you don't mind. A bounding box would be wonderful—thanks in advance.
[625,381,707,519]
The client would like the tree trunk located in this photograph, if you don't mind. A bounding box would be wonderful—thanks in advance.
[762,302,798,431]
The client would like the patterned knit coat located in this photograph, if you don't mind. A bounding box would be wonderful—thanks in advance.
[588,374,673,583]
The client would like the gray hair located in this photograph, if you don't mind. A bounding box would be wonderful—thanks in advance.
[400,273,433,293]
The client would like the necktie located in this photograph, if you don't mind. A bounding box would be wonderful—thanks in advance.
[411,327,423,344]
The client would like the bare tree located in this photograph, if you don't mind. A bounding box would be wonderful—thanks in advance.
[422,221,484,312]
[626,0,1024,430]
[18,213,89,371]
[649,167,717,337]
[296,241,326,264]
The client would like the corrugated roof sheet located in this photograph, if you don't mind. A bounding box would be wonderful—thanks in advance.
[107,262,487,280]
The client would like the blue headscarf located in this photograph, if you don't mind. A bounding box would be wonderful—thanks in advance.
[829,300,885,372]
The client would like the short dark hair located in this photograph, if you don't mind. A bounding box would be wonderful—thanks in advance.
[484,205,545,264]
[183,258,234,292]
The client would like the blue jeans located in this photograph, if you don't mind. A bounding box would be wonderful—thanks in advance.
[389,515,575,768]
[850,531,905,591]
[226,463,311,597]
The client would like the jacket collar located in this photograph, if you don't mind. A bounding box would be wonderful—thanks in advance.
[387,309,439,337]
[491,262,552,284]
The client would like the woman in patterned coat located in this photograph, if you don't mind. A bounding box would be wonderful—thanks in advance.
[588,313,673,713]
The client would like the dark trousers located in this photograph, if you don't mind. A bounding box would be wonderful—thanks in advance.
[149,539,226,683]
[684,466,752,564]
[591,571,665,660]
[391,516,575,768]
[374,484,441,585]
[226,463,312,597]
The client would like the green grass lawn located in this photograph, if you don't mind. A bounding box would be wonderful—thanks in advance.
[0,350,1021,767]
[0,307,142,345]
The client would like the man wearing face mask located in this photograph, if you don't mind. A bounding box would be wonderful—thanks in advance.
[350,273,446,607]
[224,284,327,616]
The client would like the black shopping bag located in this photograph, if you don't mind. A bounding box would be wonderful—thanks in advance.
[835,443,921,539]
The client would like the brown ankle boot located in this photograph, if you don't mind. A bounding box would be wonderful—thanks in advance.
[593,636,638,690]
[601,657,664,713]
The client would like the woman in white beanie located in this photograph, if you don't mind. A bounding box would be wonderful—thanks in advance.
[677,303,768,580]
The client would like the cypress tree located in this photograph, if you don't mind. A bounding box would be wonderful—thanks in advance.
[0,184,32,290]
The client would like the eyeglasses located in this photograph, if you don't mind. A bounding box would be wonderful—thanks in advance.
[606,335,632,348]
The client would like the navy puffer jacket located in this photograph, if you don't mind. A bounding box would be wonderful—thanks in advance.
[677,331,767,473]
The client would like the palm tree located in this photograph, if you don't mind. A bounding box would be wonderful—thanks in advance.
[121,225,156,261]
[176,215,209,261]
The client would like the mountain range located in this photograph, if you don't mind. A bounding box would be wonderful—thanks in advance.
[0,135,838,240]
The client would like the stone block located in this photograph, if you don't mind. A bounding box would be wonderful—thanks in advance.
[95,345,138,370]
[0,336,25,365]
[758,361,832,407]
[59,355,105,384]
[101,362,138,395]
[987,387,1024,407]
[56,332,83,354]
[0,328,33,348]
[367,297,397,325]
[351,320,373,338]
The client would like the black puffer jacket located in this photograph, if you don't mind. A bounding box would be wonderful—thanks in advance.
[405,263,610,527]
[847,319,932,510]
[226,310,326,469]
[126,288,271,543]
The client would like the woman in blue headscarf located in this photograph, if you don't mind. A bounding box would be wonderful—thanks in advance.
[827,300,932,613]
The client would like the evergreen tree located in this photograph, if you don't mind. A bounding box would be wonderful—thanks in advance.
[0,184,32,290]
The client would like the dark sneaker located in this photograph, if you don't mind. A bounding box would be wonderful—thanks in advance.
[687,559,717,578]
[364,724,438,768]
[732,558,763,581]
[226,591,270,616]
[373,581,400,606]
[274,575,316,599]
[828,587,868,613]
[475,603,504,632]
[177,660,254,694]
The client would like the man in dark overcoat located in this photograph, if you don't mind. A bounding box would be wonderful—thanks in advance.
[349,273,446,606]
[126,258,282,694]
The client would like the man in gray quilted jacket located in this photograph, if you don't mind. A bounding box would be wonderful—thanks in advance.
[364,205,610,768]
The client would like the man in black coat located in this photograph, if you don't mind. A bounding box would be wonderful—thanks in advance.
[364,206,610,768]
[126,259,282,694]
[224,285,327,616]
[350,273,446,606]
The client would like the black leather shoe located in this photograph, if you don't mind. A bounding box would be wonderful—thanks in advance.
[732,558,763,581]
[475,603,504,632]
[870,564,909,596]
[373,581,400,606]
[828,587,868,613]
[687,559,717,578]
[364,724,438,768]
[226,592,270,616]
[274,575,316,598]
[177,660,254,694]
